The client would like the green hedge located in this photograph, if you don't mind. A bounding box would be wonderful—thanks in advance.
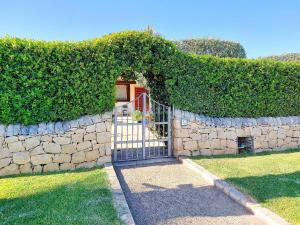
[0,31,299,125]
[166,53,300,117]
[174,38,246,58]
[0,32,176,125]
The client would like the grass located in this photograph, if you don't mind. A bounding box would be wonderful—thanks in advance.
[192,149,300,225]
[0,168,122,225]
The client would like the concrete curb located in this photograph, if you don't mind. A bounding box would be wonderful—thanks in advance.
[179,157,290,225]
[104,163,135,225]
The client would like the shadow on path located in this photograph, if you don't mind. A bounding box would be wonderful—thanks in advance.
[115,162,264,225]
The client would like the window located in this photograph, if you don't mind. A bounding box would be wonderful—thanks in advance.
[116,84,130,101]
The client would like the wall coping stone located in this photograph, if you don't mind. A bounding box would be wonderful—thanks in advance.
[174,109,300,127]
[0,112,112,137]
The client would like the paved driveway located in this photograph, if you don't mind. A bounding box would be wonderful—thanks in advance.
[115,161,266,225]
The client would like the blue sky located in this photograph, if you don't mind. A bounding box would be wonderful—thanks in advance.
[0,0,299,58]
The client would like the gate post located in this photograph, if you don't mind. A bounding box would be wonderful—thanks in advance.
[167,106,172,157]
[113,108,118,162]
[142,92,146,159]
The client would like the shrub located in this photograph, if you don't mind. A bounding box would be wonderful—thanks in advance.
[261,53,300,62]
[0,31,299,125]
[174,38,246,58]
[0,32,176,125]
[166,53,300,117]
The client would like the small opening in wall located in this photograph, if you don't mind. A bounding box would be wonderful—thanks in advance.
[237,136,254,153]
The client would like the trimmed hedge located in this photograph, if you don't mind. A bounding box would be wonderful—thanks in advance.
[166,53,300,117]
[0,32,176,125]
[262,53,300,62]
[0,31,299,125]
[174,38,246,58]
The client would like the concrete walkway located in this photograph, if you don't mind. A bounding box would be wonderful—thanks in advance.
[115,161,266,225]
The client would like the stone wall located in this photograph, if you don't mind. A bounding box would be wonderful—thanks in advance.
[0,112,112,177]
[173,109,300,156]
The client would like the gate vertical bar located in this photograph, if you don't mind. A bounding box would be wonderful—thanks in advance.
[114,108,118,162]
[167,106,172,157]
[142,93,146,159]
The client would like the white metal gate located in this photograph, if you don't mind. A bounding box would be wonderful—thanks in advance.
[112,93,172,162]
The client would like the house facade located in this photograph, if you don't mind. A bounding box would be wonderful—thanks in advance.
[115,77,149,113]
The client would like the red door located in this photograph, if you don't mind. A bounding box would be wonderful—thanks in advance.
[134,87,149,111]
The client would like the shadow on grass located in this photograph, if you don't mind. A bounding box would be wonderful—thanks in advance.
[224,171,300,203]
[191,148,300,160]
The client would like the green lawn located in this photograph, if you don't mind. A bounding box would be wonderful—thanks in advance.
[192,149,300,225]
[0,168,122,225]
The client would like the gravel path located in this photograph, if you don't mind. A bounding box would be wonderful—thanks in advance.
[115,161,266,225]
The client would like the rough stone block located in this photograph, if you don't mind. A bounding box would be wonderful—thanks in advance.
[85,150,99,161]
[25,137,40,150]
[86,125,96,133]
[99,148,106,157]
[175,150,191,157]
[220,139,227,148]
[20,163,32,174]
[97,156,111,165]
[200,149,212,156]
[44,163,59,172]
[53,154,71,163]
[84,133,96,141]
[190,133,202,141]
[174,129,189,138]
[30,146,45,156]
[13,152,30,164]
[77,141,92,151]
[5,136,18,143]
[96,132,111,144]
[173,138,183,152]
[183,141,197,151]
[268,139,278,148]
[53,137,71,145]
[5,125,14,137]
[33,165,42,173]
[96,123,106,133]
[210,139,221,149]
[217,130,227,139]
[198,140,209,149]
[277,131,286,139]
[76,161,96,169]
[0,149,12,159]
[227,140,237,149]
[225,149,238,154]
[105,122,111,132]
[292,130,300,137]
[212,150,225,155]
[0,158,11,169]
[60,163,75,171]
[209,131,217,139]
[40,135,53,142]
[31,154,52,165]
[75,129,86,134]
[72,133,83,143]
[190,150,201,157]
[62,144,77,154]
[44,143,61,153]
[8,141,25,152]
[0,164,19,176]
[268,131,278,140]
[105,145,112,156]
[72,151,86,163]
